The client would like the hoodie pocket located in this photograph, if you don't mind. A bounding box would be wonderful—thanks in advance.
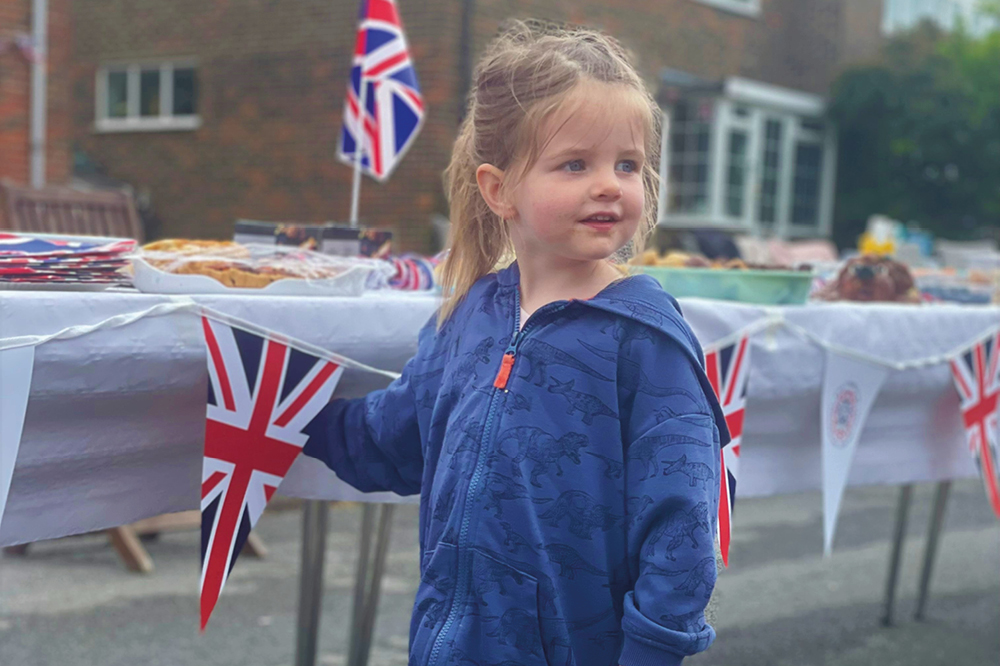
[446,547,551,666]
[411,543,459,666]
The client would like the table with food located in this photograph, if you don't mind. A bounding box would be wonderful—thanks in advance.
[3,228,997,537]
[1,227,997,664]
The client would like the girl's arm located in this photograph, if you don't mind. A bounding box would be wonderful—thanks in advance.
[301,315,444,495]
[619,335,723,666]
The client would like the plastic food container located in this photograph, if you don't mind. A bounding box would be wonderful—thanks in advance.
[131,244,392,297]
[631,266,814,305]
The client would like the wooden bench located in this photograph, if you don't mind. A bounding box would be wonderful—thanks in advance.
[0,179,266,572]
[0,178,145,241]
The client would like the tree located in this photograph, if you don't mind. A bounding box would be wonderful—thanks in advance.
[828,20,1000,248]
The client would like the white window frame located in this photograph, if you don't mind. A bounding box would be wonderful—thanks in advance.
[95,60,200,133]
[660,77,837,239]
[690,0,761,18]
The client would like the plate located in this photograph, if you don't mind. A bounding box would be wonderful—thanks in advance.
[130,258,374,297]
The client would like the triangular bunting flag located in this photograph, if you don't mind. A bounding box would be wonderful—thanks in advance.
[1,346,35,532]
[820,350,890,555]
[705,333,751,568]
[199,317,344,629]
[949,330,1000,518]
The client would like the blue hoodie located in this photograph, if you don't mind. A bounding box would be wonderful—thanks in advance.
[303,263,730,666]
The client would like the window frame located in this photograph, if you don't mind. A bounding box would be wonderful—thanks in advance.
[659,77,837,239]
[95,60,201,133]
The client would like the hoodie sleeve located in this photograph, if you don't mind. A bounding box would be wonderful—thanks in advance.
[618,331,723,666]
[301,314,444,496]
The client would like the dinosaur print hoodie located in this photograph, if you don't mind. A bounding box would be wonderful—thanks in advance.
[303,262,730,666]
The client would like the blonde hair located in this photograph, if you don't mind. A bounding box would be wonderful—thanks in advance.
[438,19,661,324]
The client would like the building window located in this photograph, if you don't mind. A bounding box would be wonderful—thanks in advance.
[791,143,824,226]
[725,130,748,218]
[668,99,712,215]
[757,119,783,227]
[96,62,200,132]
[690,0,761,18]
[660,77,837,238]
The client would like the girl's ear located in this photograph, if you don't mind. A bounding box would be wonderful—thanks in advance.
[476,164,516,219]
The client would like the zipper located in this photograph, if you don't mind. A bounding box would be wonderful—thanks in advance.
[426,289,568,666]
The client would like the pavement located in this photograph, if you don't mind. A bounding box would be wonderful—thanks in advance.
[0,479,996,666]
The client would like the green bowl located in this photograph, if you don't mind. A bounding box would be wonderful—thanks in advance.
[631,266,814,305]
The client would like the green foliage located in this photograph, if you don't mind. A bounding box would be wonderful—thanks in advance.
[829,20,1000,248]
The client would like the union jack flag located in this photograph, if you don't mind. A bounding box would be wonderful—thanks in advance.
[704,333,751,567]
[949,330,1000,518]
[199,318,344,629]
[337,0,425,182]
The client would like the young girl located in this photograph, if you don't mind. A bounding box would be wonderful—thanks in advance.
[304,21,730,666]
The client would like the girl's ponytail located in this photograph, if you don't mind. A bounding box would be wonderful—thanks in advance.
[438,109,512,325]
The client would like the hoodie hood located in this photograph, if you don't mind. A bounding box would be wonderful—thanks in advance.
[494,261,732,447]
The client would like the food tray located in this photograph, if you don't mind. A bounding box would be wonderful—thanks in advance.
[632,266,814,305]
[131,257,377,297]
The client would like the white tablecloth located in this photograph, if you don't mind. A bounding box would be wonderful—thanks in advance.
[1,290,995,546]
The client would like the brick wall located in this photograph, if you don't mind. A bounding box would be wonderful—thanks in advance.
[470,0,881,97]
[0,0,71,185]
[71,0,458,250]
[71,0,882,251]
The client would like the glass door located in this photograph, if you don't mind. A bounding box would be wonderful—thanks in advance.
[719,102,755,229]
[755,116,785,234]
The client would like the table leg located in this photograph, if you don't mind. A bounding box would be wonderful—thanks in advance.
[914,480,951,621]
[357,505,395,666]
[245,532,269,558]
[880,484,913,627]
[348,504,378,666]
[107,526,154,574]
[295,500,330,666]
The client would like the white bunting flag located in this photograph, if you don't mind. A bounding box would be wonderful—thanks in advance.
[821,349,889,555]
[1,346,35,530]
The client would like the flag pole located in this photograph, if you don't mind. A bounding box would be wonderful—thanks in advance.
[349,75,368,228]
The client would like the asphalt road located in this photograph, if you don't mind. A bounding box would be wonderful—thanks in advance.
[1,479,996,666]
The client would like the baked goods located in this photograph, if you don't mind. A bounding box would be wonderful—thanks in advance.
[138,239,346,288]
[630,249,806,272]
[141,239,249,257]
[814,255,921,303]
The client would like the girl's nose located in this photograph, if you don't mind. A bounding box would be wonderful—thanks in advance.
[591,168,622,200]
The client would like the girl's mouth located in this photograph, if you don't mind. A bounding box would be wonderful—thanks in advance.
[580,214,619,232]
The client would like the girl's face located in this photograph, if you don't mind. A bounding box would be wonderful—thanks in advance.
[506,82,647,269]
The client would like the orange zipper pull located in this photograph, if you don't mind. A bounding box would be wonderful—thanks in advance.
[494,352,515,389]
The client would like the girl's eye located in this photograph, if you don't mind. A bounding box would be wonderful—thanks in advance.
[617,160,638,173]
[563,159,585,172]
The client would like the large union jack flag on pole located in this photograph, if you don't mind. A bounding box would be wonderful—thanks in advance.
[949,330,1000,518]
[704,333,751,567]
[338,0,425,182]
[199,318,344,629]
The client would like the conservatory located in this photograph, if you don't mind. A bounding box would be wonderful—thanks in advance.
[657,70,838,239]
